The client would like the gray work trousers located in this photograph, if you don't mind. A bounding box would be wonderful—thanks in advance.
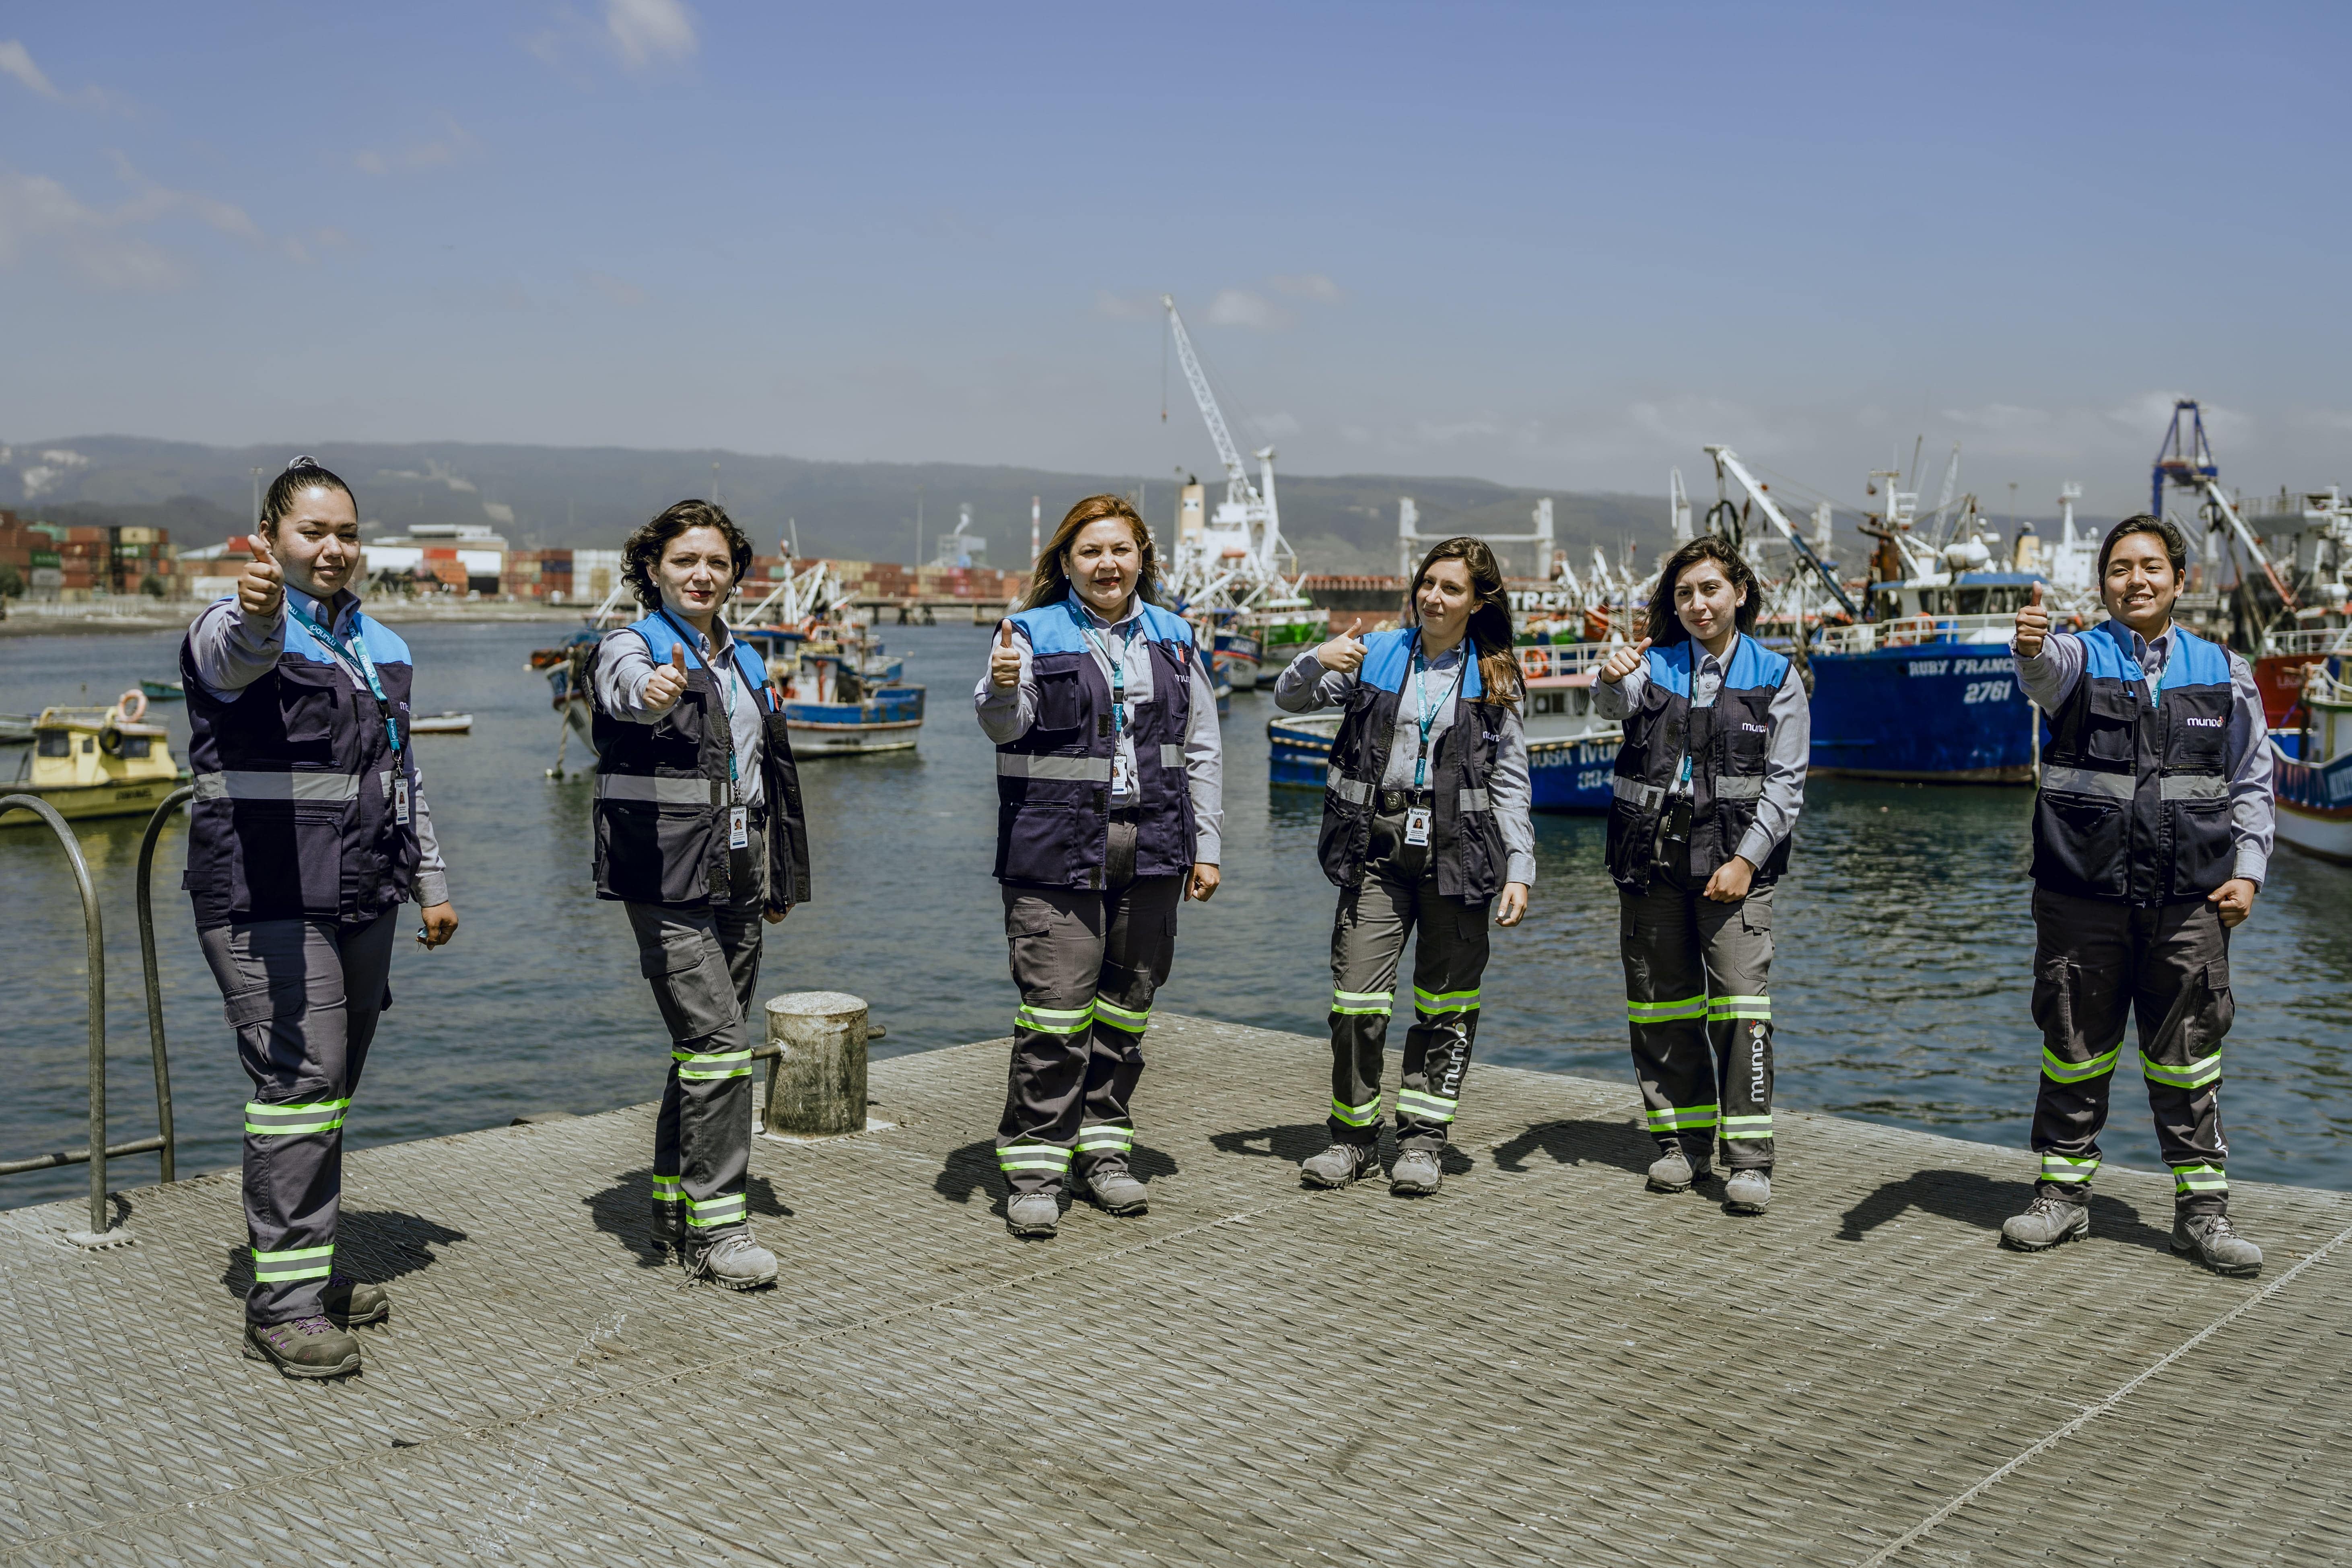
[625,825,766,1246]
[2029,886,2234,1216]
[1326,810,1491,1154]
[200,910,399,1325]
[994,816,1182,1196]
[1619,861,1777,1170]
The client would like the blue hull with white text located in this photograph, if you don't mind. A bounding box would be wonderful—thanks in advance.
[1269,713,1620,810]
[1806,645,2034,783]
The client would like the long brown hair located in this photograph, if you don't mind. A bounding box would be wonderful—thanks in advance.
[1018,494,1162,611]
[1407,536,1520,704]
[1644,535,1760,648]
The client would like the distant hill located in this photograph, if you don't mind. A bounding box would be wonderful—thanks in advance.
[0,436,1667,575]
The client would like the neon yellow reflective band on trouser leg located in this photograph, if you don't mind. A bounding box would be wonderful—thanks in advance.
[1074,1124,1135,1158]
[1707,995,1771,1022]
[1330,1094,1382,1128]
[1016,1002,1094,1036]
[252,1244,334,1284]
[1628,995,1707,1025]
[997,1142,1073,1175]
[651,1174,682,1202]
[1332,989,1394,1018]
[2140,1049,2224,1092]
[1720,1114,1774,1141]
[243,1098,352,1137]
[1412,985,1481,1016]
[1646,1104,1720,1134]
[1395,1088,1458,1125]
[2041,1041,2123,1084]
[2039,1153,2100,1185]
[672,1047,754,1081]
[685,1192,748,1230]
[2172,1163,2228,1198]
[1092,997,1151,1035]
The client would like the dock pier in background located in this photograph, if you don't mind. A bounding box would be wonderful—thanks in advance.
[2,1014,2347,1566]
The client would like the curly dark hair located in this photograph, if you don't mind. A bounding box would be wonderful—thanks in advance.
[1644,534,1762,647]
[622,499,755,613]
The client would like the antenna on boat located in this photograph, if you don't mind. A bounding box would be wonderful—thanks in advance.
[1669,468,1692,543]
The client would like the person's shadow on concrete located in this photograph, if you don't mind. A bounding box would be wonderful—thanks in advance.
[1837,1168,2175,1255]
[1210,1123,1328,1166]
[218,1208,469,1304]
[1490,1118,1655,1179]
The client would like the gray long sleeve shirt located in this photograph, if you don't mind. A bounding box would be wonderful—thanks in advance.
[1273,643,1538,887]
[2010,623,2274,885]
[1592,639,1810,870]
[185,586,450,907]
[974,595,1226,864]
[593,616,766,809]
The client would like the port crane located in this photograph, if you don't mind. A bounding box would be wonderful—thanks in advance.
[2153,398,2297,612]
[1162,294,1299,608]
[1704,446,1859,617]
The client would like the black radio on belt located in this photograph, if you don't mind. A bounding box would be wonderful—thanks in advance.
[1662,794,1693,844]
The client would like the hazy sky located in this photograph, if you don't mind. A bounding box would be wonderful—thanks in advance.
[3,2,2345,517]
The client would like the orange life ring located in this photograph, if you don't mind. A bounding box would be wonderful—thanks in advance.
[113,689,147,724]
[1519,646,1551,681]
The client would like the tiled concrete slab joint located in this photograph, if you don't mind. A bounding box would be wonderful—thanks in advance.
[1,1015,2346,1567]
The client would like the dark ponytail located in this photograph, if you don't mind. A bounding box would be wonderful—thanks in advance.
[260,455,354,535]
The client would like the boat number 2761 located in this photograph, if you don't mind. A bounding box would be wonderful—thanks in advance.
[1961,680,2013,704]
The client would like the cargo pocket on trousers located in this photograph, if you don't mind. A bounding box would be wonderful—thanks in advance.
[2180,961,2234,1060]
[642,931,739,1043]
[2029,956,2075,1050]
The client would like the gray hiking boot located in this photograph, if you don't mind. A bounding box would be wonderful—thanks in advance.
[1646,1145,1711,1193]
[2000,1194,2090,1252]
[243,1315,362,1379]
[1006,1192,1061,1238]
[1084,1169,1149,1216]
[1724,1169,1772,1214]
[2173,1212,2263,1277]
[1389,1147,1443,1195]
[1300,1141,1378,1189]
[684,1228,778,1290]
[321,1277,389,1328]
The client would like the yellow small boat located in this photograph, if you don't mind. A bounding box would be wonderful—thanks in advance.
[6,693,188,822]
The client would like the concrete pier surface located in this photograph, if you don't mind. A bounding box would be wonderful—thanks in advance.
[3,1015,2348,1567]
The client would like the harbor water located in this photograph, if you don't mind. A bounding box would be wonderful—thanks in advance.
[4,618,2348,1209]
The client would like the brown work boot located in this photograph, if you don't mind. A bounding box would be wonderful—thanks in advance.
[243,1315,362,1379]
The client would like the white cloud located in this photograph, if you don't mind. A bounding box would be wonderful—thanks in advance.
[356,120,476,176]
[606,0,697,68]
[1257,412,1303,438]
[1268,272,1342,303]
[1091,289,1159,321]
[585,269,646,306]
[1204,288,1289,331]
[0,40,59,99]
[0,164,186,289]
[481,501,516,525]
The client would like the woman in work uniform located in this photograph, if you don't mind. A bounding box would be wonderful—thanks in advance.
[181,457,460,1379]
[1593,535,1809,1216]
[590,499,811,1288]
[1276,536,1534,1197]
[977,494,1224,1239]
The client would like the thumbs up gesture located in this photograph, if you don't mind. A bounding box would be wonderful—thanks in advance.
[1600,636,1652,685]
[989,620,1024,689]
[643,643,690,715]
[238,531,284,619]
[1314,617,1368,676]
[2014,581,2050,659]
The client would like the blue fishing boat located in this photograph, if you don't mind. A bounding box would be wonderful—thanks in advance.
[2272,657,2352,864]
[1805,573,2050,783]
[735,623,925,756]
[1268,643,1621,810]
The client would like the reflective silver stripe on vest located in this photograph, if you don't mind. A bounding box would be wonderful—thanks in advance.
[2160,773,2228,802]
[1611,776,1665,809]
[1457,787,1491,813]
[2041,766,2134,800]
[595,774,717,805]
[191,771,360,803]
[997,753,1113,782]
[1160,742,1186,769]
[1714,775,1764,800]
[1326,766,1371,805]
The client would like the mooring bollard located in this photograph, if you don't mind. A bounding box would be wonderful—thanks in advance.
[760,991,871,1137]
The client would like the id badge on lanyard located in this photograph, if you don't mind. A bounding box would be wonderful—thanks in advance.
[393,776,411,826]
[729,804,749,850]
[1403,805,1433,847]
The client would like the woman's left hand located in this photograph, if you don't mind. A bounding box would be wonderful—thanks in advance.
[1186,863,1221,901]
[418,902,459,948]
[1495,882,1529,927]
[764,905,791,924]
[1703,856,1755,903]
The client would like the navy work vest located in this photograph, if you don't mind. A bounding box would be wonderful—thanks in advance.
[1316,628,1510,903]
[589,615,811,910]
[994,594,1200,889]
[2032,620,2235,905]
[1604,633,1794,892]
[180,598,420,930]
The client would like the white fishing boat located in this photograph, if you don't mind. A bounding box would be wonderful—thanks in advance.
[2272,658,2352,864]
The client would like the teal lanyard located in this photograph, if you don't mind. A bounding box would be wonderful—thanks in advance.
[1083,625,1129,740]
[287,600,400,756]
[1410,645,1466,791]
[658,610,740,797]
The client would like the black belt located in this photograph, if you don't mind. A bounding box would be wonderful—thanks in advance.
[1377,789,1433,815]
[1107,804,1142,824]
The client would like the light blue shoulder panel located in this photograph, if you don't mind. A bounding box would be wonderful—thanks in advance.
[2082,618,2142,683]
[1724,633,1789,692]
[1011,599,1090,656]
[352,612,412,668]
[2159,625,2234,692]
[1645,640,1695,699]
[1359,628,1418,694]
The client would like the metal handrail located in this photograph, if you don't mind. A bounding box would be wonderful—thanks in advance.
[0,789,186,1246]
